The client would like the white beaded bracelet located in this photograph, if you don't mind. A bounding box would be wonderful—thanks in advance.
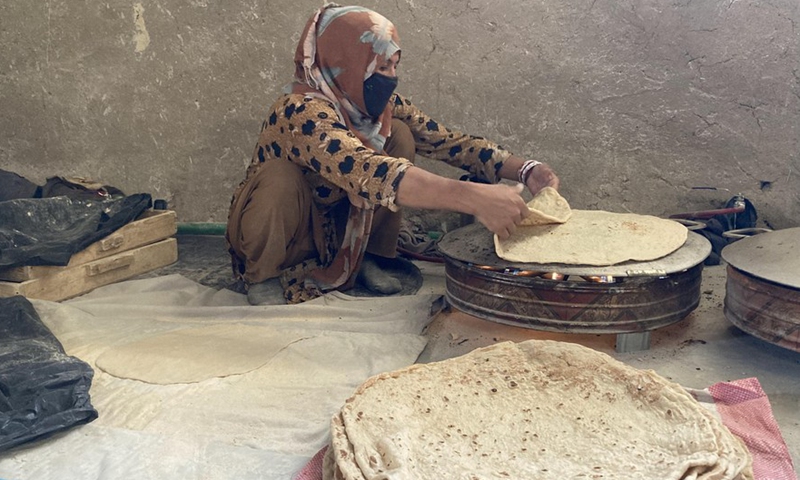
[517,160,542,184]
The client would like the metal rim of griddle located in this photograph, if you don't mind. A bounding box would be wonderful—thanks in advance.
[724,265,800,353]
[722,228,800,352]
[438,225,712,334]
[438,223,712,277]
[721,227,800,290]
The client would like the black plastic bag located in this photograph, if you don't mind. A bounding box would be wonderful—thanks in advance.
[0,193,152,268]
[0,169,41,202]
[40,176,125,201]
[696,197,758,265]
[0,296,98,453]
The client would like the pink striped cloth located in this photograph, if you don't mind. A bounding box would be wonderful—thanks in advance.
[294,446,327,480]
[705,378,797,480]
[293,378,796,480]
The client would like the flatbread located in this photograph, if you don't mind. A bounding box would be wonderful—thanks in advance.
[95,324,309,384]
[324,340,753,480]
[496,209,688,265]
[520,186,572,225]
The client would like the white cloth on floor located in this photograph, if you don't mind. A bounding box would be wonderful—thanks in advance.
[0,274,441,480]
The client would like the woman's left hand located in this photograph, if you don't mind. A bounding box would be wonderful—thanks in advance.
[525,163,560,195]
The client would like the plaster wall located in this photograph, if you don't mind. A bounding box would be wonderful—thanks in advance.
[1,0,798,227]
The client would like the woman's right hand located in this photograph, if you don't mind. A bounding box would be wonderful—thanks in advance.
[469,182,529,240]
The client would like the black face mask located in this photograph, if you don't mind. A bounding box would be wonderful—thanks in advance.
[363,73,399,118]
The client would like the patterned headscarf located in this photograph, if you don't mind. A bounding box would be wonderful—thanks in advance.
[288,4,401,153]
[282,4,402,296]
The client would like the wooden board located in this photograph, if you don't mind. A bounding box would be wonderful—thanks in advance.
[0,238,178,302]
[0,209,177,282]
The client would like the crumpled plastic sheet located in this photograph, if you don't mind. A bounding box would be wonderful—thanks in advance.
[0,194,151,268]
[0,296,98,453]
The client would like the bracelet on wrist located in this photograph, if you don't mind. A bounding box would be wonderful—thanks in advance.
[517,160,542,184]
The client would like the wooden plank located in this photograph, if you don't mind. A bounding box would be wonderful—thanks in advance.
[0,238,178,302]
[0,209,177,282]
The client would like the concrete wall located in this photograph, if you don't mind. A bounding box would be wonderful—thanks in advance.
[2,0,798,228]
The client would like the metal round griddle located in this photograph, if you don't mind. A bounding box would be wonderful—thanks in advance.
[438,223,712,335]
[721,228,800,352]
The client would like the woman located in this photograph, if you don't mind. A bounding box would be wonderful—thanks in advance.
[226,4,560,305]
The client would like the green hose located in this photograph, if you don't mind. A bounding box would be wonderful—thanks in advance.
[177,222,227,236]
[177,224,444,239]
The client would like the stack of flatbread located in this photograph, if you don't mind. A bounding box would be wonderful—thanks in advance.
[322,340,753,480]
[495,187,689,265]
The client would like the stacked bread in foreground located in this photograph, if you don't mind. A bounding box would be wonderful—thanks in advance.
[323,340,753,480]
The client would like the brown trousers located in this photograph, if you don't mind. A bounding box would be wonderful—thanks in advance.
[227,118,416,284]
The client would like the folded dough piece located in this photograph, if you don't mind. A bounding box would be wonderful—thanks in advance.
[324,340,753,480]
[520,186,572,226]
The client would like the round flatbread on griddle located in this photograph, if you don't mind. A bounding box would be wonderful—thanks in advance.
[496,210,688,265]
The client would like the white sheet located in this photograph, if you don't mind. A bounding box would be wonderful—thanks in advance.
[0,274,441,480]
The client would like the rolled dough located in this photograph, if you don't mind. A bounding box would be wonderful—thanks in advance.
[95,324,310,384]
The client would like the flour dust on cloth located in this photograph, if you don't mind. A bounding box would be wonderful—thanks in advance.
[0,274,440,480]
[496,207,689,265]
[323,340,753,480]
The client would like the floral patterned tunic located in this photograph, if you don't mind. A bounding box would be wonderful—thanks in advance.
[229,91,513,302]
